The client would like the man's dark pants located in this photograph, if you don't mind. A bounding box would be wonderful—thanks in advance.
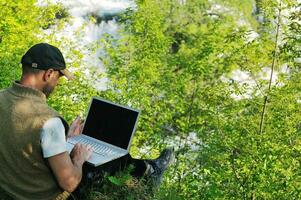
[70,154,147,199]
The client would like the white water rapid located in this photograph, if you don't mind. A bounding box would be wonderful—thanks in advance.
[39,0,136,90]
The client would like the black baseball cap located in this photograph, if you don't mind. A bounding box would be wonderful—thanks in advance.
[21,43,74,80]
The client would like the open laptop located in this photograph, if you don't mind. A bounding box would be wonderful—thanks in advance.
[66,97,140,167]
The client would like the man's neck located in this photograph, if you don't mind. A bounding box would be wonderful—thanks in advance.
[20,76,43,92]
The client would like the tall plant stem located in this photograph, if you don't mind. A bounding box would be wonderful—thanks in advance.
[176,79,198,190]
[259,3,282,134]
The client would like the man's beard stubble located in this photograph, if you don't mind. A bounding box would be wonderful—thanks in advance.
[42,84,55,98]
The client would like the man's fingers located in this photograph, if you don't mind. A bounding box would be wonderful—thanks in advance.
[73,143,93,155]
[75,116,81,124]
[80,123,84,132]
[71,116,81,126]
[74,143,81,148]
[86,144,93,151]
[84,145,93,160]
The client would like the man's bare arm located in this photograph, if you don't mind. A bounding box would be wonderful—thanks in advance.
[47,143,92,193]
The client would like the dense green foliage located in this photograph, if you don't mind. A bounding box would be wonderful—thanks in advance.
[0,0,68,88]
[0,0,301,199]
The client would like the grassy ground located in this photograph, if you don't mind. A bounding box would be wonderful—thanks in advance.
[0,166,177,200]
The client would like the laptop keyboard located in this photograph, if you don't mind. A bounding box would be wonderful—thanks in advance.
[68,136,117,156]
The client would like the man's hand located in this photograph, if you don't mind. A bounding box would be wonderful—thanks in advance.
[48,143,93,193]
[70,143,93,166]
[67,116,84,138]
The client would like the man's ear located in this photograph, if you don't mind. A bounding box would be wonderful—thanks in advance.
[43,69,54,81]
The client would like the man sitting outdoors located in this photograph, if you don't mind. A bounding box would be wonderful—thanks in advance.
[0,43,174,200]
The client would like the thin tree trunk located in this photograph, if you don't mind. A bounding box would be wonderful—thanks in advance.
[259,3,282,134]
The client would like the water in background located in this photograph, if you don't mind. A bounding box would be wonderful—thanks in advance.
[39,0,135,90]
[39,0,294,98]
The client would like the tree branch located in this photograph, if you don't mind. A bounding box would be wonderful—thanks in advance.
[259,2,282,134]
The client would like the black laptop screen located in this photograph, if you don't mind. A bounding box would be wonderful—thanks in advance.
[82,98,139,149]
